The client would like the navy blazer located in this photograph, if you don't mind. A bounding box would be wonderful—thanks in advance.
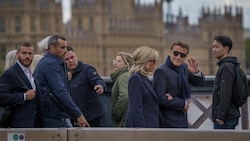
[69,62,106,123]
[126,73,160,128]
[0,63,43,128]
[153,61,205,128]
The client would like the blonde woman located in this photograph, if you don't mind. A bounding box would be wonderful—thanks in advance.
[125,46,160,128]
[30,54,43,73]
[110,52,133,127]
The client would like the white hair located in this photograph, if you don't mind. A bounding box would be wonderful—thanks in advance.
[37,35,53,53]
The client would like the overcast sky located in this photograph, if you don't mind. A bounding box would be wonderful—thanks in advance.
[62,0,250,29]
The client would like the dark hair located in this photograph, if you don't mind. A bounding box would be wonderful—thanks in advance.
[16,41,34,51]
[170,41,189,54]
[48,35,66,49]
[213,35,233,52]
[66,46,74,52]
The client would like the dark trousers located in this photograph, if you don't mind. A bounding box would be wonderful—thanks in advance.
[72,117,101,127]
[214,117,239,129]
[44,117,73,128]
[89,118,101,127]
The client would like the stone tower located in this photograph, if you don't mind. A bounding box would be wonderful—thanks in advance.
[67,0,167,76]
[0,0,245,76]
[199,5,244,74]
[165,5,245,75]
[0,0,64,68]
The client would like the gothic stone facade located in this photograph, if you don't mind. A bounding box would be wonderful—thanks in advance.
[0,0,245,76]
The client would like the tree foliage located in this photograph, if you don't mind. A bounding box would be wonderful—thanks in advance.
[246,38,250,67]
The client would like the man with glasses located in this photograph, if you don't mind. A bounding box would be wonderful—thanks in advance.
[152,41,205,128]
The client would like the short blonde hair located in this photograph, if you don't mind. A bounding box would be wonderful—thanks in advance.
[5,49,17,70]
[129,46,159,76]
[117,52,133,69]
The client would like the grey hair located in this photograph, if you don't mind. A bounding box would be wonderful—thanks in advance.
[37,35,53,53]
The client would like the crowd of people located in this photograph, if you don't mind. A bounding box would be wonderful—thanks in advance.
[0,35,241,129]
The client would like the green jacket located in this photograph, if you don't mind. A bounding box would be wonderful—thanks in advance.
[110,67,129,127]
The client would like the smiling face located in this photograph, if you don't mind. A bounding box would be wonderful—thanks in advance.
[169,45,188,67]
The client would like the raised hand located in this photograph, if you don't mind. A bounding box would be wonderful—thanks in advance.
[188,57,199,73]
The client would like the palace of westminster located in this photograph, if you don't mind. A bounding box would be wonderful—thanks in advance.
[0,0,246,76]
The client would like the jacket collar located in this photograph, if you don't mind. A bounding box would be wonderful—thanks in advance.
[73,61,82,73]
[45,52,65,65]
[137,73,158,102]
[217,56,238,66]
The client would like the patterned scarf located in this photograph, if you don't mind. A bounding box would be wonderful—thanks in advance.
[166,56,191,99]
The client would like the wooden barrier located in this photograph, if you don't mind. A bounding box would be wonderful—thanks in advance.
[1,128,250,141]
[0,128,67,141]
[67,128,250,141]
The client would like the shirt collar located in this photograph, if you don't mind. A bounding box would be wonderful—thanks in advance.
[17,61,30,72]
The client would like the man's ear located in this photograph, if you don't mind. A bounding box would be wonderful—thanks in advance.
[49,44,56,54]
[225,46,230,52]
[168,50,171,56]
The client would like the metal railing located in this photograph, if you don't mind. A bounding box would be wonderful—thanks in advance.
[100,75,250,129]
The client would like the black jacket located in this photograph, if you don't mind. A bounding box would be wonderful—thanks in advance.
[212,56,240,122]
[68,61,106,123]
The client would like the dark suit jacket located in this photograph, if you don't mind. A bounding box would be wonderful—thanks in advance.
[126,73,160,128]
[153,61,205,128]
[0,63,43,128]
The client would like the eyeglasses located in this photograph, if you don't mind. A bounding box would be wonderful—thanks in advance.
[112,60,116,65]
[173,51,187,58]
[112,59,123,65]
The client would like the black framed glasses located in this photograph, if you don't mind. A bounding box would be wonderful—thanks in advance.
[173,51,187,58]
